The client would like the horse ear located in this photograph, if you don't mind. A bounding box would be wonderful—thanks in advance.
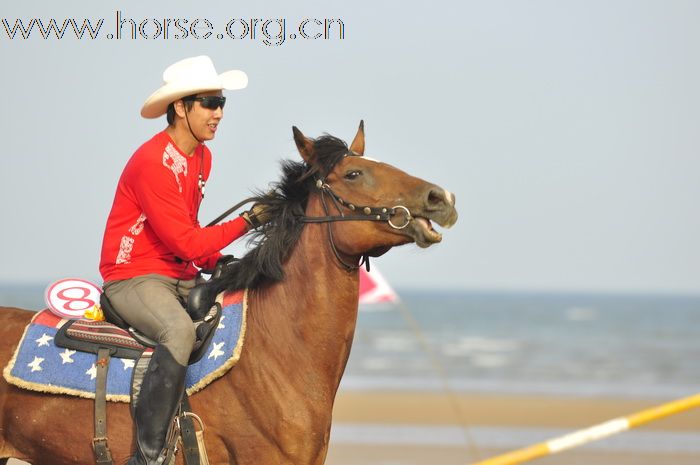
[349,120,365,156]
[293,126,315,163]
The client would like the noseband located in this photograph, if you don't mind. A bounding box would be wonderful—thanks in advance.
[300,179,413,229]
[299,153,413,271]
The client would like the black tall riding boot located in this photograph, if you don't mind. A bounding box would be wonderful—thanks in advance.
[127,346,188,465]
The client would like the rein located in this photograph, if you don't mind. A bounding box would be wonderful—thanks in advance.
[205,197,258,227]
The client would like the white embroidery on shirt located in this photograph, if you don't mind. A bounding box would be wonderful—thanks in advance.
[116,236,135,264]
[129,213,147,235]
[115,213,147,265]
[162,143,188,193]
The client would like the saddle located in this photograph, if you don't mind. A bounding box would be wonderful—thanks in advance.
[52,257,236,465]
[55,255,232,362]
[54,288,222,365]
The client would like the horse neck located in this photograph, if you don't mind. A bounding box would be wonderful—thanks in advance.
[248,199,361,390]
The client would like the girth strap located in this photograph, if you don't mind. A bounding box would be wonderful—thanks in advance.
[179,396,201,465]
[93,347,114,465]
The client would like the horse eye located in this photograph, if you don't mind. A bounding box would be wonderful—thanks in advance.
[344,170,362,180]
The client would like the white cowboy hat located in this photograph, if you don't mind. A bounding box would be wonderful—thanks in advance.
[140,55,248,118]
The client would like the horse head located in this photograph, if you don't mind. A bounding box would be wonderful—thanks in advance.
[293,121,458,260]
[221,121,457,290]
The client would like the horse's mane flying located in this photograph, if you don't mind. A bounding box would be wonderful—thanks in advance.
[219,134,349,291]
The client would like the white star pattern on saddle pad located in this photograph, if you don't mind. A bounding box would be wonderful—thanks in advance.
[35,333,54,347]
[122,359,135,370]
[208,342,225,360]
[86,364,97,380]
[28,356,44,372]
[59,349,76,364]
[217,315,226,329]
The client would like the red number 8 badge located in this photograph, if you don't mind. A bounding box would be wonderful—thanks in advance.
[45,278,102,319]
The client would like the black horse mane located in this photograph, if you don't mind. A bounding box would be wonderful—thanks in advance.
[219,134,349,291]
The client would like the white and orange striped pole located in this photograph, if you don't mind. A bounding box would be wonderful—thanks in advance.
[469,392,700,465]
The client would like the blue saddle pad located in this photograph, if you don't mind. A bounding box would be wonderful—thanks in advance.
[2,290,247,402]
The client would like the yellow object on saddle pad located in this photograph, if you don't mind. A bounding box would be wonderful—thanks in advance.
[2,290,247,402]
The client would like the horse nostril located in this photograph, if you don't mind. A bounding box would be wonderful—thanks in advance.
[426,187,455,209]
[427,188,446,207]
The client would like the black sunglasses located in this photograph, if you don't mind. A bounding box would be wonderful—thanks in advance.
[184,95,226,110]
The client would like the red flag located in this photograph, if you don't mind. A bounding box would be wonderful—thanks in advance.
[359,266,399,304]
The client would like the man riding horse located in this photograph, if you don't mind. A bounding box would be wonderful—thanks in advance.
[99,55,268,465]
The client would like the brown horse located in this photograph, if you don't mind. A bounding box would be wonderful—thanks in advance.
[0,122,457,465]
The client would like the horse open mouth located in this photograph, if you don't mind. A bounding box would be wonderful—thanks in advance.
[409,216,443,248]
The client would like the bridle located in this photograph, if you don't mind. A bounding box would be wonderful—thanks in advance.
[298,152,414,271]
[209,152,415,272]
[300,179,412,229]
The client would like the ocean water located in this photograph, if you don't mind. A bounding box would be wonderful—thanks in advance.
[2,284,698,399]
[346,290,700,399]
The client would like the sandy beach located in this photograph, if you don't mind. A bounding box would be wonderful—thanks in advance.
[326,390,700,465]
[8,389,699,465]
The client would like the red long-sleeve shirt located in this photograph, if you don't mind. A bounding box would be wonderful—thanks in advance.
[100,130,248,282]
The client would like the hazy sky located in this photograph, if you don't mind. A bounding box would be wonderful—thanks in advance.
[1,0,699,294]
